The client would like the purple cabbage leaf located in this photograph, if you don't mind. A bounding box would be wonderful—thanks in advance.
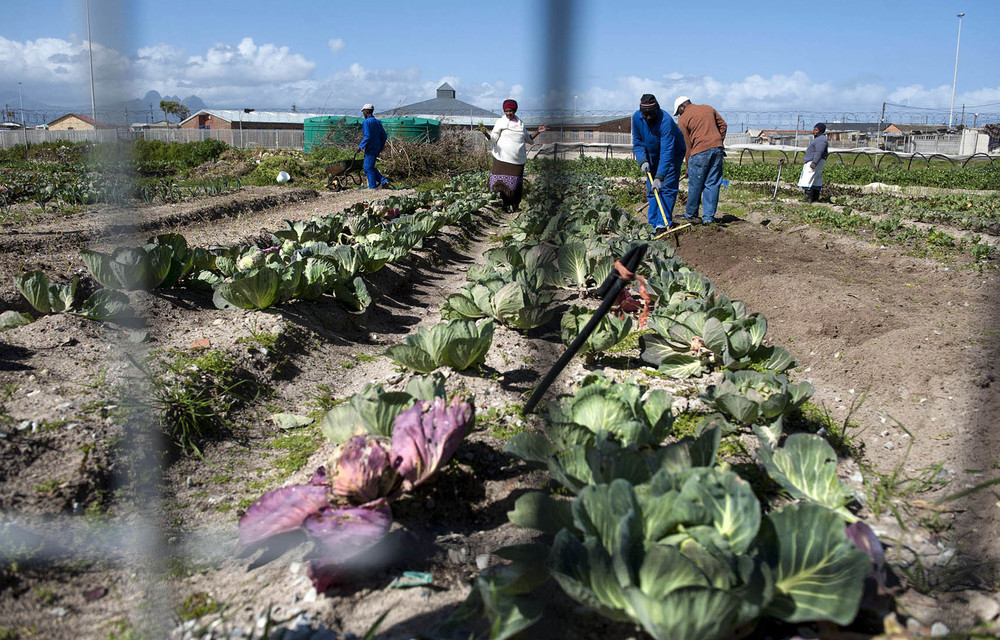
[845,520,890,595]
[391,397,474,491]
[238,484,332,547]
[329,435,400,503]
[304,499,393,592]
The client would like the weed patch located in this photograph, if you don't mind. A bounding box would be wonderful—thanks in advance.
[269,431,322,478]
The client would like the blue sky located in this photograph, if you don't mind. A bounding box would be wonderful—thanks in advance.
[2,0,999,121]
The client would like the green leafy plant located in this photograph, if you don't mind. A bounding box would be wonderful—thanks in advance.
[80,245,174,290]
[385,319,495,373]
[0,310,33,332]
[508,475,869,640]
[319,373,446,443]
[699,370,813,449]
[212,266,281,310]
[15,270,77,314]
[639,295,795,378]
[561,306,632,357]
[442,280,555,329]
[77,288,132,320]
[757,434,858,521]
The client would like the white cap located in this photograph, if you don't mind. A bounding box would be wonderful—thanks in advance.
[673,96,690,116]
[362,103,374,111]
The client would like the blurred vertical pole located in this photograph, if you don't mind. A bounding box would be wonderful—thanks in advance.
[530,0,579,403]
[539,0,576,216]
[86,0,97,122]
[88,1,171,636]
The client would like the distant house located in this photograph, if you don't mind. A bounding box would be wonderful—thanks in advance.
[47,113,117,131]
[822,122,883,144]
[882,123,949,136]
[749,129,812,145]
[375,83,499,126]
[178,109,328,130]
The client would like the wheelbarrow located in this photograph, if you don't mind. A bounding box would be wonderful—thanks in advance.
[325,157,366,191]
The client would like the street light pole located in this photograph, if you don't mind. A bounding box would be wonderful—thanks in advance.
[18,82,27,148]
[949,12,965,129]
[86,0,97,123]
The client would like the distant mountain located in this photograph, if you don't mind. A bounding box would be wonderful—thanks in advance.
[0,90,206,126]
[70,91,208,126]
[0,91,59,116]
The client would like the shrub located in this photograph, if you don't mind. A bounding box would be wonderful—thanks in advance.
[247,155,308,185]
[379,132,489,184]
[133,138,230,169]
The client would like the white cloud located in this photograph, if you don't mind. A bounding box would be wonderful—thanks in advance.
[572,71,892,113]
[0,35,128,85]
[182,37,314,84]
[3,32,998,120]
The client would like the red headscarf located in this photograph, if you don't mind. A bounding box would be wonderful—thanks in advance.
[502,99,517,112]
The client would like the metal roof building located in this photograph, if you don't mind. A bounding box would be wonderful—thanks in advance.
[179,109,332,130]
[375,83,499,126]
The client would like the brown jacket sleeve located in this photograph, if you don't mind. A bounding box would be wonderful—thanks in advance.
[715,110,727,140]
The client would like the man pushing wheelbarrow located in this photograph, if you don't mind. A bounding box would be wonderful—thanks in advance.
[358,103,390,189]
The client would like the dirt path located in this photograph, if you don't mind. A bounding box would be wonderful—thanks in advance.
[677,205,1000,572]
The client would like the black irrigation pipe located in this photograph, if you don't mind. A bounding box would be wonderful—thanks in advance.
[523,243,649,415]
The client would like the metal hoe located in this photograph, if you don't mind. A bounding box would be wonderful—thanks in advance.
[772,159,786,201]
[522,243,649,414]
[647,171,686,247]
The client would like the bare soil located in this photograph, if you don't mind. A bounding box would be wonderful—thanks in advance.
[1,182,998,639]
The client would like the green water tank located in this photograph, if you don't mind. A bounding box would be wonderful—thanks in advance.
[382,117,441,143]
[304,116,364,152]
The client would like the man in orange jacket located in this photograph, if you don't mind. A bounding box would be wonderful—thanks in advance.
[674,96,727,224]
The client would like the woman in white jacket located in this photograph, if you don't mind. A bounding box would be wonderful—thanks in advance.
[482,99,548,212]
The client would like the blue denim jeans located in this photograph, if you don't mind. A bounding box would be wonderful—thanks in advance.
[646,174,679,228]
[685,147,724,222]
[363,153,387,189]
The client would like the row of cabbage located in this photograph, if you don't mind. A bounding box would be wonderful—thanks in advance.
[1,174,493,331]
[238,172,882,640]
[446,173,875,639]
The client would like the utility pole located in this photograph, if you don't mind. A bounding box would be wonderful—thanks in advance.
[86,0,97,122]
[960,104,965,127]
[18,82,28,148]
[949,12,965,129]
[877,101,886,150]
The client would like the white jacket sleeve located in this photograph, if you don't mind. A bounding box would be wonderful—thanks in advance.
[490,118,504,145]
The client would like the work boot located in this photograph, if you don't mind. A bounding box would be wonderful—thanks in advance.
[800,188,810,203]
[809,188,821,203]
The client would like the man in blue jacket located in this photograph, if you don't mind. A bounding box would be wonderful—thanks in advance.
[359,103,389,189]
[632,94,686,233]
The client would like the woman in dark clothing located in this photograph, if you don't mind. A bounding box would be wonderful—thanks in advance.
[798,122,829,202]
